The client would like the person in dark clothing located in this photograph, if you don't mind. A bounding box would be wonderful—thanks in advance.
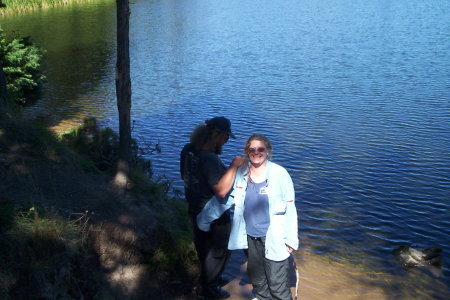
[180,116,243,299]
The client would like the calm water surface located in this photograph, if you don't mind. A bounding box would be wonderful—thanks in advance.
[2,0,449,297]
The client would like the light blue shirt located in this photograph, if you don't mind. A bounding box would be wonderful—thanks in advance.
[197,160,299,261]
[244,179,270,238]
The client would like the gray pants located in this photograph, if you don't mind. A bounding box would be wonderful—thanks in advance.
[247,236,292,300]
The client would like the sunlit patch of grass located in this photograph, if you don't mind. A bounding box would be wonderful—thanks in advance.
[0,117,67,161]
[12,206,81,244]
[0,0,114,16]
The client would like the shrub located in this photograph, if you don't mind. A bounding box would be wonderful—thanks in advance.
[60,117,154,178]
[60,117,120,172]
[0,26,45,106]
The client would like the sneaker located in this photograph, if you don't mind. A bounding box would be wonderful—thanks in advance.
[197,285,230,299]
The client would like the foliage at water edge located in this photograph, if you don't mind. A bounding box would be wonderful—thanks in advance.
[0,27,45,106]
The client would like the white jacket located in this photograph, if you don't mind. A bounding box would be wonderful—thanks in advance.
[197,160,299,261]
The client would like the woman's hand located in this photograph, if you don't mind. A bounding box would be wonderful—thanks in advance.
[286,246,294,254]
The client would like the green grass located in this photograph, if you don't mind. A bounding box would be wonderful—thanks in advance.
[0,115,198,298]
[150,196,196,276]
[0,0,113,16]
[0,115,66,160]
[0,206,92,299]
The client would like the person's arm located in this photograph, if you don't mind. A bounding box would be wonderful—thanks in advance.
[197,161,244,232]
[197,194,235,231]
[180,144,191,180]
[212,156,245,198]
[180,148,186,180]
[283,169,299,251]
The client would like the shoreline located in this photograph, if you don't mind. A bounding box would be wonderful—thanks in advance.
[220,249,449,300]
[0,0,113,16]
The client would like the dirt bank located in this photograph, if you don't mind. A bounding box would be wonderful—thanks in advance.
[219,249,449,300]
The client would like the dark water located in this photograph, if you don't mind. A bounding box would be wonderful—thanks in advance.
[2,0,449,297]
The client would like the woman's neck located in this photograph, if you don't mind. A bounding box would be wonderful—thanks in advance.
[249,162,267,183]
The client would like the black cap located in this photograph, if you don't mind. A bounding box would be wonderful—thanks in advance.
[205,116,235,138]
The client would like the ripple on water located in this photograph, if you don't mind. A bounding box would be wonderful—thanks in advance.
[5,0,450,293]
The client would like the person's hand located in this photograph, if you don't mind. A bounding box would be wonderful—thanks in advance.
[286,246,294,254]
[231,156,245,168]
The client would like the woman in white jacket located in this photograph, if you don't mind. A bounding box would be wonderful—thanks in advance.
[198,134,298,300]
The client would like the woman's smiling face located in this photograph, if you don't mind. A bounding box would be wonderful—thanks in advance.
[247,139,269,167]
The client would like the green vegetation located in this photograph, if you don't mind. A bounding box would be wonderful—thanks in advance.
[0,206,95,299]
[60,117,132,174]
[0,115,197,299]
[0,0,112,15]
[0,27,45,106]
[1,2,197,296]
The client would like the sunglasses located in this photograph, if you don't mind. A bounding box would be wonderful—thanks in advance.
[248,147,266,153]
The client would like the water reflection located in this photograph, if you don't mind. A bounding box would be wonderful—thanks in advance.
[1,0,450,297]
[1,1,117,129]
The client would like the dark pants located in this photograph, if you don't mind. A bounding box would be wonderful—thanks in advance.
[247,236,292,300]
[189,210,231,290]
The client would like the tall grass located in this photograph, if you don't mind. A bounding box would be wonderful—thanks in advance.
[149,196,197,277]
[0,115,198,297]
[0,0,113,16]
[0,206,93,299]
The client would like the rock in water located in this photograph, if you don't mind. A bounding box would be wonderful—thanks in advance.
[392,245,442,269]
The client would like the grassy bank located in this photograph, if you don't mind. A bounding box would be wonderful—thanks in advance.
[0,115,197,299]
[0,0,113,16]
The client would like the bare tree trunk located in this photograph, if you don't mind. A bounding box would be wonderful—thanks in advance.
[114,0,132,189]
[0,62,7,118]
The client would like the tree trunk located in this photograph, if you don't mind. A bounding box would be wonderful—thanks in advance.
[0,62,7,118]
[114,0,132,188]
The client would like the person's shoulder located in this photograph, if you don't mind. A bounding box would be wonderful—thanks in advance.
[200,152,222,168]
[268,161,289,175]
[181,144,197,162]
[181,143,195,153]
[199,150,218,159]
[268,160,283,170]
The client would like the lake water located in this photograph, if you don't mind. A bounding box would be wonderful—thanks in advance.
[1,0,449,297]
